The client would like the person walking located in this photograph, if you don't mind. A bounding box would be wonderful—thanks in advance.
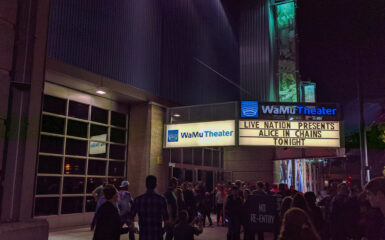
[93,184,121,240]
[225,185,243,240]
[118,180,135,240]
[131,175,169,240]
[164,177,178,240]
[91,181,108,230]
[201,192,213,227]
[182,182,196,223]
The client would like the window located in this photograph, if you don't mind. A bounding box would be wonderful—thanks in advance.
[43,95,66,115]
[171,149,181,163]
[35,197,59,216]
[204,149,212,166]
[41,115,65,134]
[35,95,128,216]
[88,160,107,175]
[67,120,88,138]
[193,149,202,166]
[61,197,83,214]
[111,111,126,127]
[110,128,125,144]
[36,176,60,195]
[85,196,97,212]
[66,139,87,156]
[183,148,193,164]
[64,158,85,175]
[91,107,108,124]
[90,124,108,139]
[69,101,89,120]
[109,144,125,160]
[38,155,62,174]
[87,178,107,193]
[63,177,85,194]
[213,150,220,167]
[108,161,125,176]
[40,135,64,154]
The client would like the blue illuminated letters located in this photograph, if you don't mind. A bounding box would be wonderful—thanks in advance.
[296,106,336,116]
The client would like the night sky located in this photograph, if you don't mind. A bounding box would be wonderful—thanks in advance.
[298,0,385,105]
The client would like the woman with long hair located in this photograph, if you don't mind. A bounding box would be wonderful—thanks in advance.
[278,208,321,240]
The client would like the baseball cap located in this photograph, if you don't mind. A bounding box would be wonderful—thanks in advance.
[119,180,130,188]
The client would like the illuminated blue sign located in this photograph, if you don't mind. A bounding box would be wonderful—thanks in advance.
[296,106,336,115]
[240,101,338,118]
[241,101,258,118]
[168,130,178,142]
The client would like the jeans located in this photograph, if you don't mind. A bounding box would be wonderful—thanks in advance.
[216,203,224,224]
[203,210,213,226]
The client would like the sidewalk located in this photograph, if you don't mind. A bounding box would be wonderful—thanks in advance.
[49,225,226,240]
[49,216,275,240]
[49,225,275,240]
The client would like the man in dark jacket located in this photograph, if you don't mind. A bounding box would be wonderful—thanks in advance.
[225,185,243,240]
[93,184,121,240]
[201,192,213,227]
[182,182,196,222]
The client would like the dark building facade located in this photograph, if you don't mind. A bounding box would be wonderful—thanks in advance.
[1,0,343,236]
[34,0,281,229]
[47,0,242,105]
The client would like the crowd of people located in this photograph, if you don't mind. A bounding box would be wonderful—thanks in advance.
[90,176,385,240]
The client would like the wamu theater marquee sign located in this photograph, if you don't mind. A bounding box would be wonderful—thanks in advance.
[164,101,341,148]
[240,101,338,118]
[240,101,341,148]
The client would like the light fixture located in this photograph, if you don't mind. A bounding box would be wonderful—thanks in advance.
[96,90,106,95]
[173,113,181,117]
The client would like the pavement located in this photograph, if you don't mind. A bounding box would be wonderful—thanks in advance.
[49,217,274,240]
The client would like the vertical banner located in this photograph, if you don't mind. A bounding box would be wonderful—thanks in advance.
[276,1,297,102]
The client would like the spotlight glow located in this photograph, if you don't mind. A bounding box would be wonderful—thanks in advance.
[96,90,106,95]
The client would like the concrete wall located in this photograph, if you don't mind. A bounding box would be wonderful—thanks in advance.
[149,104,168,195]
[127,103,167,197]
[0,0,50,238]
[127,103,152,197]
[0,220,48,240]
[223,147,275,183]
